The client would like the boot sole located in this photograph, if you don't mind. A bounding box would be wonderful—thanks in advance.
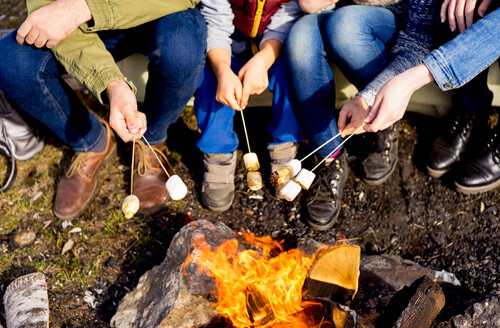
[426,165,449,179]
[363,160,397,186]
[307,213,339,231]
[54,143,117,221]
[455,178,500,194]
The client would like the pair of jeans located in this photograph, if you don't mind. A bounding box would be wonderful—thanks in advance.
[285,6,397,159]
[194,55,303,154]
[424,8,500,92]
[0,8,206,151]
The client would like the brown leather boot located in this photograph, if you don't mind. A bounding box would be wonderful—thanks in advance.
[54,120,117,220]
[132,140,171,215]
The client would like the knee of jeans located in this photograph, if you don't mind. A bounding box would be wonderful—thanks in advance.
[325,6,369,46]
[286,21,320,68]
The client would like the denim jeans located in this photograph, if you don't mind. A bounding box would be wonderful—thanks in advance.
[194,55,303,154]
[0,8,206,151]
[424,8,500,92]
[285,6,397,158]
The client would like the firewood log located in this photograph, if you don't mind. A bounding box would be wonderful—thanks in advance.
[3,272,49,328]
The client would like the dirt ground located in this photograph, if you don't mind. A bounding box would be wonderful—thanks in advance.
[0,4,499,327]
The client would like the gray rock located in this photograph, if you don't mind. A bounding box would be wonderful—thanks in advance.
[436,296,500,328]
[111,219,235,328]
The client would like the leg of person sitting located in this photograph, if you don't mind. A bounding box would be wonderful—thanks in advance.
[116,8,207,214]
[0,31,116,220]
[266,56,303,183]
[325,5,400,185]
[285,13,348,230]
[194,57,245,212]
[427,70,492,178]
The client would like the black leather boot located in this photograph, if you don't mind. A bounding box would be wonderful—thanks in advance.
[455,126,500,194]
[426,110,483,178]
[306,150,349,231]
[362,122,399,185]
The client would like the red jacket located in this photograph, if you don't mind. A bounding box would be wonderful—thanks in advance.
[230,0,291,38]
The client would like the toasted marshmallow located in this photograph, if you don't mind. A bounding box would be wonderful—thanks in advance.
[278,180,302,202]
[247,171,263,191]
[243,152,260,171]
[295,169,316,190]
[122,195,140,219]
[269,166,293,188]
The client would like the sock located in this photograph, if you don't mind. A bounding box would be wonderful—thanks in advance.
[324,150,340,165]
[89,124,108,153]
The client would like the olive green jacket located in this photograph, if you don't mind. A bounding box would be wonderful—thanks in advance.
[27,0,200,103]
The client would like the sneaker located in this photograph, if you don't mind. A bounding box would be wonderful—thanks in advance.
[362,122,399,185]
[426,110,484,178]
[306,150,348,231]
[201,151,238,212]
[455,126,500,194]
[54,120,117,220]
[268,142,298,197]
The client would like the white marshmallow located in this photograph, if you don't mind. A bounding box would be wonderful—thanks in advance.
[295,169,316,190]
[122,195,140,219]
[166,175,188,200]
[243,152,260,171]
[278,180,302,202]
[285,159,301,176]
[247,171,263,191]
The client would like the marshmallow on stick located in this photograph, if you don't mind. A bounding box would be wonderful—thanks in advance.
[122,195,140,219]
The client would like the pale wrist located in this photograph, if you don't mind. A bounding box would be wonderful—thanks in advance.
[406,64,434,92]
[73,0,92,25]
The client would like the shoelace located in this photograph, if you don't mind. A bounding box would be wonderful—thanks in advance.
[450,111,476,138]
[310,158,343,202]
[134,141,172,177]
[66,152,88,178]
[486,129,500,164]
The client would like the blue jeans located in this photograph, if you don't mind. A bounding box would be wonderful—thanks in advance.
[285,6,397,158]
[0,8,206,151]
[424,8,500,92]
[194,55,303,154]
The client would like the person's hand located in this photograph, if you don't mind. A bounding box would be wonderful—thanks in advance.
[363,64,434,133]
[441,0,492,33]
[215,67,244,111]
[338,96,368,137]
[238,55,269,109]
[106,79,147,142]
[16,0,92,48]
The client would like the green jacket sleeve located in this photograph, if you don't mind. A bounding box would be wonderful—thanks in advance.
[26,0,200,103]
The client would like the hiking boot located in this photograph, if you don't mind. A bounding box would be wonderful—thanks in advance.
[455,126,500,194]
[132,140,172,215]
[362,122,399,185]
[306,150,348,231]
[202,151,237,212]
[426,110,482,178]
[268,142,299,198]
[54,120,117,220]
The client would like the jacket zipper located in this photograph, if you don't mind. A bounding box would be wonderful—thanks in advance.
[250,0,266,38]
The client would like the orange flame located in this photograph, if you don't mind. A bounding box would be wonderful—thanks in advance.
[184,233,328,328]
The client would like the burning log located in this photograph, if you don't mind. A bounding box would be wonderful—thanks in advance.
[3,272,49,328]
[245,285,274,326]
[375,275,445,328]
[304,244,361,304]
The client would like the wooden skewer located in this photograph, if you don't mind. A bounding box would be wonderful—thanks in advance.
[141,135,172,178]
[311,123,365,172]
[300,132,342,162]
[130,137,136,195]
[240,110,252,153]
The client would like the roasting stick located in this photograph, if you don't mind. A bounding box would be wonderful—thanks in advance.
[141,135,173,177]
[311,123,365,172]
[240,110,252,153]
[300,132,342,162]
[130,137,136,194]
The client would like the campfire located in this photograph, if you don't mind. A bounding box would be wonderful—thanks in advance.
[183,232,361,328]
